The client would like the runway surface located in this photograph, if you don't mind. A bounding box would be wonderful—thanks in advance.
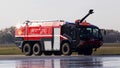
[0,55,120,68]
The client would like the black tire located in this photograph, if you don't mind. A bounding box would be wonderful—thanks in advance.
[33,43,42,56]
[61,43,72,55]
[44,51,52,56]
[83,48,93,55]
[23,43,33,56]
[78,49,83,55]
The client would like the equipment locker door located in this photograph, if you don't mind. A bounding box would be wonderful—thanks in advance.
[53,28,60,51]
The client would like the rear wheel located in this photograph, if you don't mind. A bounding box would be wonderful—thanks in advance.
[33,43,42,56]
[61,43,72,55]
[23,43,33,56]
[78,49,83,55]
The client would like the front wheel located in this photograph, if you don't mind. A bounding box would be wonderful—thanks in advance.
[33,43,42,56]
[23,43,33,56]
[61,43,72,55]
[83,48,93,55]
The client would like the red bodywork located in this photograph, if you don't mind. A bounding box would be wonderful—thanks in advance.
[15,22,66,41]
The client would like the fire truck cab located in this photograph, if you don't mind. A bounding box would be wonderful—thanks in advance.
[15,9,103,56]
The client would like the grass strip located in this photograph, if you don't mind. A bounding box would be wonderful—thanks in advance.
[0,43,120,55]
[0,45,22,55]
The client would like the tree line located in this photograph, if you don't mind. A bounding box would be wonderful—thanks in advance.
[0,27,15,44]
[103,29,120,43]
[0,26,120,44]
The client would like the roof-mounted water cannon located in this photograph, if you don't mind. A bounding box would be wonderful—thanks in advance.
[75,9,94,25]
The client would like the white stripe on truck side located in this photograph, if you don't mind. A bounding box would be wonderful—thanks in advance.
[53,28,60,50]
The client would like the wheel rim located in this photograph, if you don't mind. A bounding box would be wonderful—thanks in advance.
[62,44,70,55]
[33,43,41,55]
[23,44,31,55]
[23,43,33,56]
[34,46,39,53]
[64,46,68,53]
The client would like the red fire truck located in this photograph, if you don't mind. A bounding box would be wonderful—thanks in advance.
[15,9,103,56]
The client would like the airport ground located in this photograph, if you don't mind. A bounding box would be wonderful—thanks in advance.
[0,55,120,68]
[0,43,120,68]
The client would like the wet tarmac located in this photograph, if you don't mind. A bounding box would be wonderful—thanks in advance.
[0,55,120,68]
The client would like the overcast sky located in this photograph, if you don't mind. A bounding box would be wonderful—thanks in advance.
[0,0,120,31]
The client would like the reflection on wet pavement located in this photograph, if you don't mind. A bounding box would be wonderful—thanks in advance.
[0,56,120,68]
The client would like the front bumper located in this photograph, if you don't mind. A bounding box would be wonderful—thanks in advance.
[78,40,103,48]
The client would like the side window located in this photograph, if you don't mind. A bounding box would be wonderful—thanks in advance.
[93,29,99,37]
[86,28,92,34]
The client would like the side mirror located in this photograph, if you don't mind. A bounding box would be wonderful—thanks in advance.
[89,9,94,14]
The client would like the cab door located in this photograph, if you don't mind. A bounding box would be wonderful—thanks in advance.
[70,27,80,47]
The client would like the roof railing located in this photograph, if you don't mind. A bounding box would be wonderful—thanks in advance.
[25,20,64,24]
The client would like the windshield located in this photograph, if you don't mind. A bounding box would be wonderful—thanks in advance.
[79,27,102,40]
